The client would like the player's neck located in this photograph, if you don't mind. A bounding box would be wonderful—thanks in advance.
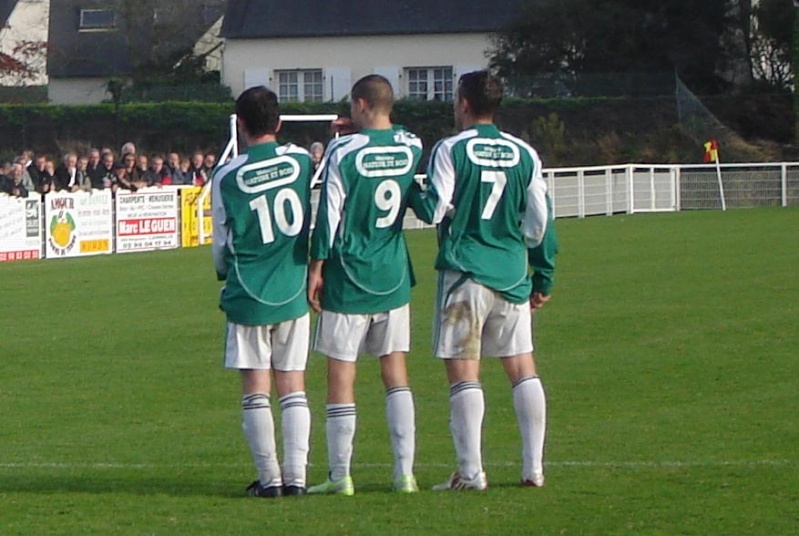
[460,115,494,130]
[358,115,392,130]
[246,133,278,147]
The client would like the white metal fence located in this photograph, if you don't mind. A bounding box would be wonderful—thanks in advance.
[540,162,798,218]
[394,162,798,230]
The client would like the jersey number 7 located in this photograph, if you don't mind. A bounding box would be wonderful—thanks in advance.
[481,170,507,220]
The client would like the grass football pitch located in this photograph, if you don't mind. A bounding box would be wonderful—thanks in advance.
[1,208,797,535]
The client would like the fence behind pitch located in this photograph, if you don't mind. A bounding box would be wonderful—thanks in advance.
[1,163,796,263]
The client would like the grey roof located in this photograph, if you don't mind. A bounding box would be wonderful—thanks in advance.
[221,0,523,39]
[47,0,224,79]
[0,0,18,25]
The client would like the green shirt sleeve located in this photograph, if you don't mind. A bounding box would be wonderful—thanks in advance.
[528,195,558,295]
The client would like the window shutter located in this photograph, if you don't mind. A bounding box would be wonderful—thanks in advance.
[454,64,485,80]
[374,66,401,97]
[324,68,352,101]
[244,68,269,91]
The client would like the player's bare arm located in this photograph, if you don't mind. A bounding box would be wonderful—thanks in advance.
[308,259,324,313]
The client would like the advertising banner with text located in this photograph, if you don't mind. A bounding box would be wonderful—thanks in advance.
[115,189,179,253]
[180,186,213,247]
[43,190,113,258]
[0,196,42,262]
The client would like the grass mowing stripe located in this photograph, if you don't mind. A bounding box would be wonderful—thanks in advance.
[1,459,794,469]
[2,208,797,535]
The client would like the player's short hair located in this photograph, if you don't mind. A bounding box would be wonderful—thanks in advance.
[236,86,280,137]
[457,70,504,118]
[351,75,394,114]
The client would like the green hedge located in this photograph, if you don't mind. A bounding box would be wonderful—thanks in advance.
[0,96,789,165]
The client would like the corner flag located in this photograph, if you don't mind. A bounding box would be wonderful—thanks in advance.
[703,139,719,163]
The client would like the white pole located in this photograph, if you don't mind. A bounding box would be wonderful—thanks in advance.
[715,159,727,211]
[627,165,635,214]
[229,113,239,158]
[781,163,788,207]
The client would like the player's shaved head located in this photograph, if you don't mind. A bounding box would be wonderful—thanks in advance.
[236,86,280,138]
[351,75,394,114]
[457,70,503,119]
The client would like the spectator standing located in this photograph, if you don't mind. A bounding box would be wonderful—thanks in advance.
[190,151,207,186]
[5,163,29,197]
[151,156,172,185]
[53,153,79,192]
[86,149,106,189]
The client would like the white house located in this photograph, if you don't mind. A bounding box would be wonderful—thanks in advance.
[46,0,225,104]
[0,0,49,86]
[220,0,523,101]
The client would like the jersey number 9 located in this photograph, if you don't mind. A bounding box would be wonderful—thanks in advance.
[249,189,304,244]
[375,179,401,229]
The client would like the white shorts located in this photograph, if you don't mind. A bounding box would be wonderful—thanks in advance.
[433,271,533,360]
[224,313,310,371]
[312,304,410,362]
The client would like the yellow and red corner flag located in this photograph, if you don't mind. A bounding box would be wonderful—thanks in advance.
[703,139,719,163]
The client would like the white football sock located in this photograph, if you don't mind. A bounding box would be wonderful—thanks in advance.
[242,393,282,487]
[385,386,416,480]
[512,376,547,480]
[325,403,356,481]
[279,391,310,487]
[449,381,484,480]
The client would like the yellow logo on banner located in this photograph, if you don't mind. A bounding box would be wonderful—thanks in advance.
[180,186,213,247]
[79,239,110,253]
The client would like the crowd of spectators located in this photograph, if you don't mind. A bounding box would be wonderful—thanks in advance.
[0,143,219,198]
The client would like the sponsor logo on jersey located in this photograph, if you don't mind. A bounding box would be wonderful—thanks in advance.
[236,156,301,194]
[355,146,414,178]
[466,138,520,168]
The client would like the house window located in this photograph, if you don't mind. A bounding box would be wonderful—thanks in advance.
[276,69,323,102]
[406,67,453,101]
[79,9,116,31]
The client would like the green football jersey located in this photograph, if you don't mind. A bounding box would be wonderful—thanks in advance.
[212,142,313,325]
[409,123,557,303]
[311,127,423,314]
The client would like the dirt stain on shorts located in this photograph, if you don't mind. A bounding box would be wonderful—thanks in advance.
[443,300,480,360]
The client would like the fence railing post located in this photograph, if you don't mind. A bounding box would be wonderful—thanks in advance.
[627,165,634,214]
[782,163,788,208]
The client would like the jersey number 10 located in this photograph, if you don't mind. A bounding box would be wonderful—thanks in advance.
[249,189,304,244]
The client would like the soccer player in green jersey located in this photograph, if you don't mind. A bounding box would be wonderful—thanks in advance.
[212,86,314,498]
[410,70,558,491]
[307,75,423,495]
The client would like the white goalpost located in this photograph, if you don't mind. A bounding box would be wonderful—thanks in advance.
[196,113,339,245]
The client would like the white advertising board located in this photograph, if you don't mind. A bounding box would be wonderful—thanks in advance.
[0,195,42,262]
[43,190,113,258]
[115,189,180,253]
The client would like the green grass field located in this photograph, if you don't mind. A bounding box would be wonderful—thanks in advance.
[1,208,798,535]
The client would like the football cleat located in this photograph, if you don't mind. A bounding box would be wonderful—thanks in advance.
[246,480,283,498]
[522,474,545,487]
[283,485,308,496]
[393,474,419,493]
[307,475,355,496]
[432,471,488,491]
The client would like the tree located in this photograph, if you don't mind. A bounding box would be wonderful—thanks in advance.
[113,0,223,84]
[750,0,794,90]
[490,0,738,95]
[0,36,47,86]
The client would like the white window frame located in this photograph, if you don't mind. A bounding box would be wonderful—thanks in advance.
[79,9,117,32]
[275,69,323,103]
[405,67,454,101]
